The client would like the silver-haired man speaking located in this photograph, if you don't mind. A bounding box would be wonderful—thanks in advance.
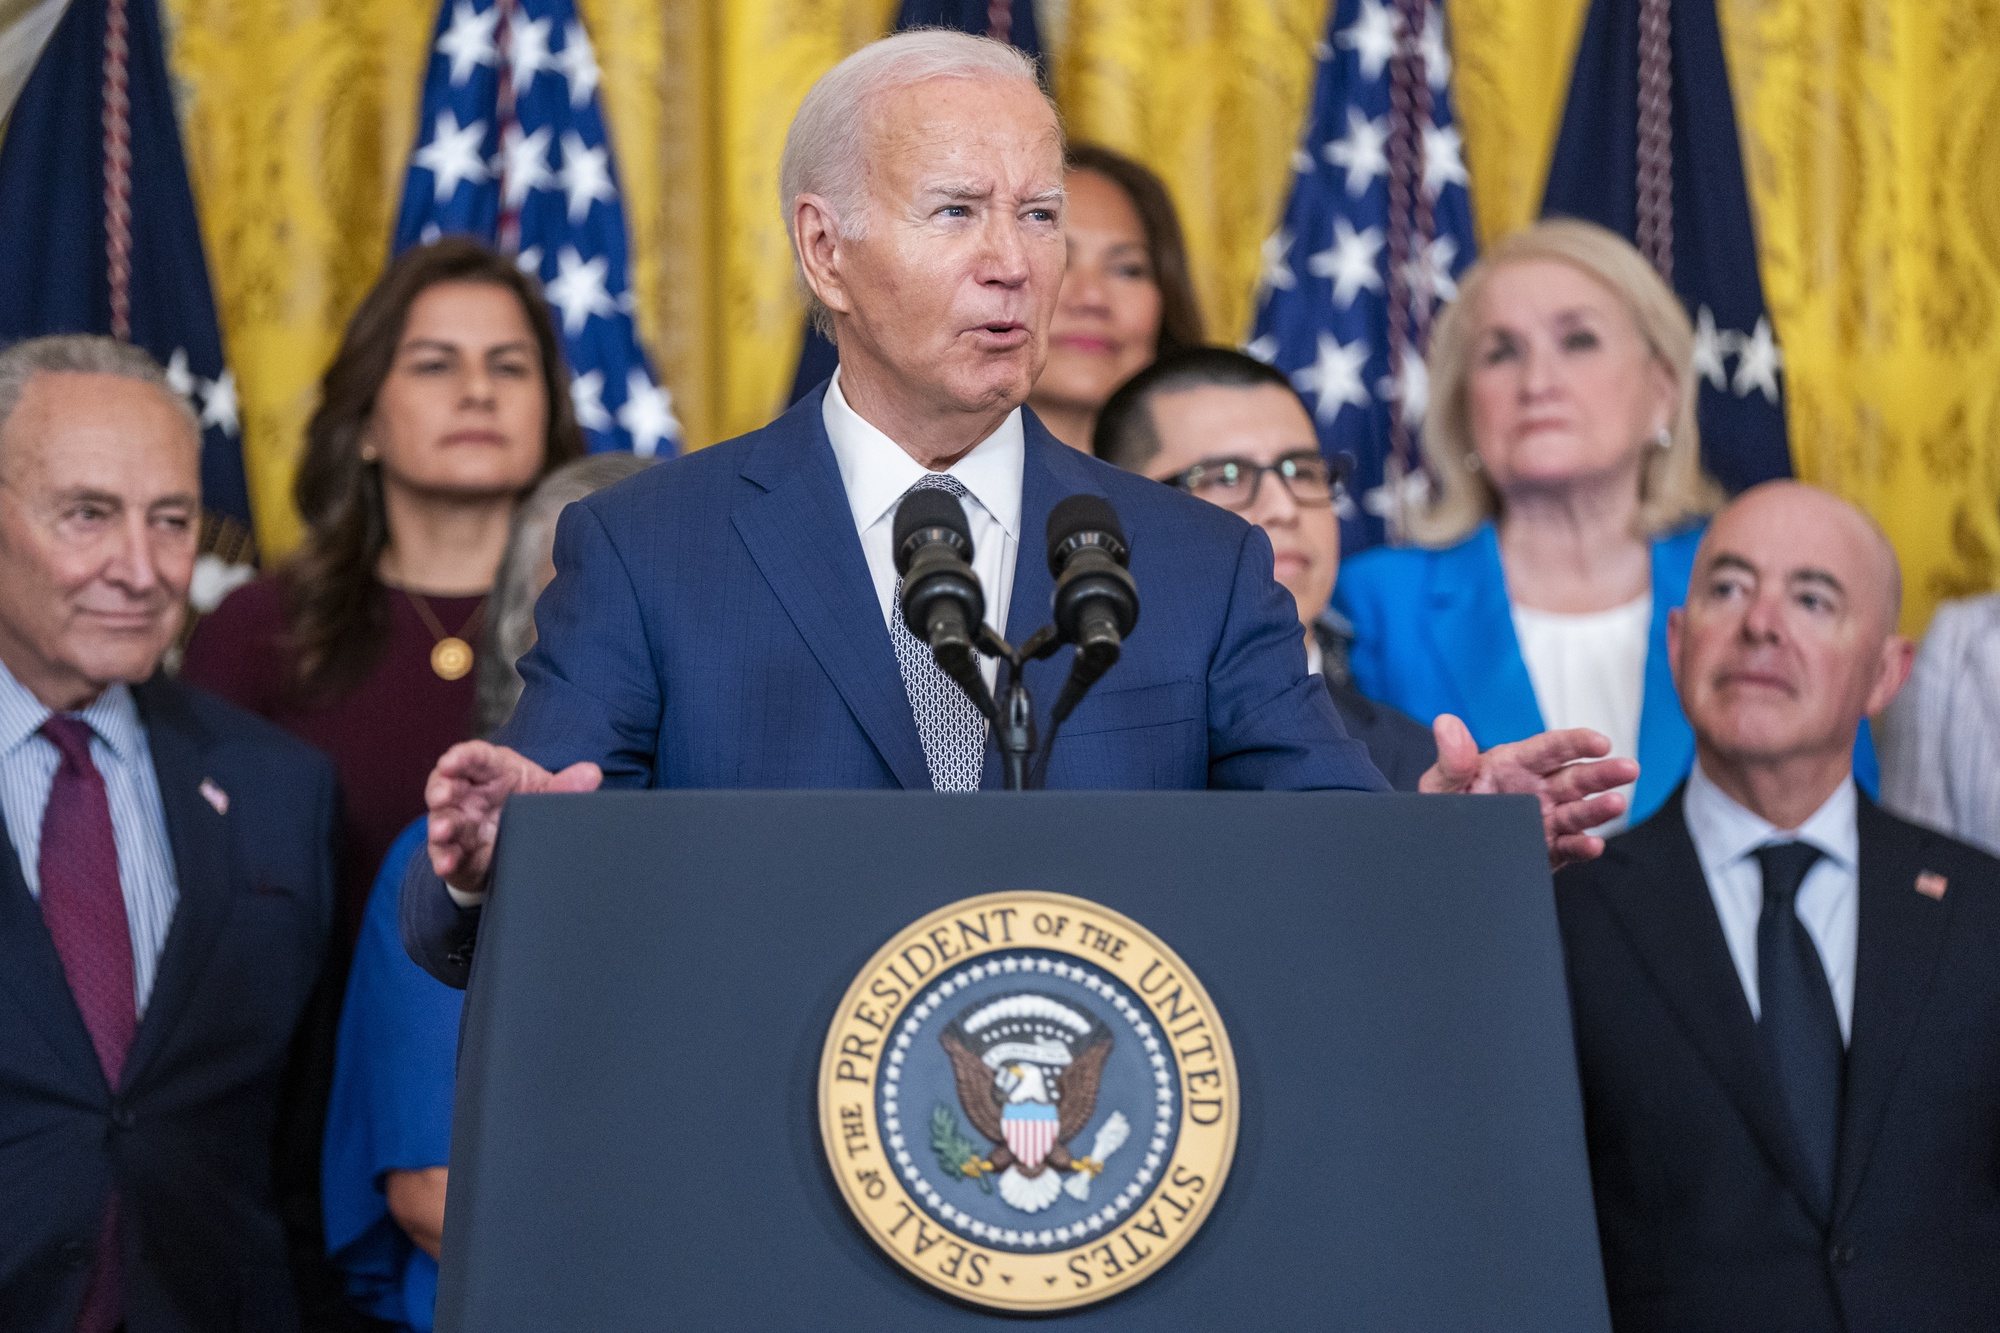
[404,31,1633,985]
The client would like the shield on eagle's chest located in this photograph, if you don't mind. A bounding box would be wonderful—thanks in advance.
[1002,1100,1060,1171]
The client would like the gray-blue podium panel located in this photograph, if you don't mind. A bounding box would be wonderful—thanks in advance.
[439,791,1610,1331]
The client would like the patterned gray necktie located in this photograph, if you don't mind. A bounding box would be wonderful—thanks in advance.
[890,473,988,791]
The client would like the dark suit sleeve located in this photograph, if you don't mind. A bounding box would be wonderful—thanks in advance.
[1206,524,1388,792]
[494,500,664,786]
[1326,679,1437,792]
[401,855,479,990]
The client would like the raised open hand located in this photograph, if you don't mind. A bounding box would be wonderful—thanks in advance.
[1419,715,1638,870]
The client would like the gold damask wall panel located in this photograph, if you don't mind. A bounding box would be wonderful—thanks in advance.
[575,0,886,456]
[1448,0,1590,245]
[165,0,431,557]
[1051,0,1326,344]
[1722,0,2000,632]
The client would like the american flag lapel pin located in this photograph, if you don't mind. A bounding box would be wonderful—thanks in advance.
[1914,871,1948,901]
[199,778,229,816]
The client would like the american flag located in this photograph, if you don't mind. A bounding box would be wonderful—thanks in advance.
[1247,0,1478,553]
[1542,0,1789,494]
[392,0,677,457]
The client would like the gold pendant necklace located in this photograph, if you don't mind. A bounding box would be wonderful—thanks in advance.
[404,589,486,681]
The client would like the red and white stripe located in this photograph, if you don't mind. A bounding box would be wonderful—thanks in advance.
[1003,1113,1058,1171]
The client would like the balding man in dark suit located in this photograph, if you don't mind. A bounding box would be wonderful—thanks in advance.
[1555,482,2000,1331]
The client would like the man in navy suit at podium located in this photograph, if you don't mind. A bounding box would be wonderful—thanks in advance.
[405,31,1633,986]
[1556,483,2000,1330]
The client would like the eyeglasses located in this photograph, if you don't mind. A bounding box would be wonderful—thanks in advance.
[1162,450,1348,512]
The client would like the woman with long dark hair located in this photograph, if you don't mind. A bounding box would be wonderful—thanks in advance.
[184,238,584,940]
[1029,143,1204,450]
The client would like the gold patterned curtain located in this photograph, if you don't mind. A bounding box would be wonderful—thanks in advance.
[138,0,2000,629]
[1718,0,2000,632]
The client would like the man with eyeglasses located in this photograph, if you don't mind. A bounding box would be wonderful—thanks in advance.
[1095,346,1436,789]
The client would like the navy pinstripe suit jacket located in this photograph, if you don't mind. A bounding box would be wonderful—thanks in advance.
[405,386,1384,985]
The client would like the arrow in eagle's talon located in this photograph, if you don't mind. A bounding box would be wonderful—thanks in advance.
[1062,1112,1131,1202]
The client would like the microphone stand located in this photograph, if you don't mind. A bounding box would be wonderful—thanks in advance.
[944,625,1060,791]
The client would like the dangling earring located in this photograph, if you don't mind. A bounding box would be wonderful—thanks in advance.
[360,443,380,463]
[1649,427,1672,452]
[1462,451,1482,473]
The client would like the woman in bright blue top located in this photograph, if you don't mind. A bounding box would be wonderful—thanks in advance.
[322,452,656,1329]
[322,820,457,1329]
[1335,220,1875,829]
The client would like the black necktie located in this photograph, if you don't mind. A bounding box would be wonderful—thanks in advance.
[1754,841,1843,1215]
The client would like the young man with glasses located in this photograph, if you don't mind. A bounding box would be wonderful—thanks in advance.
[1094,347,1436,789]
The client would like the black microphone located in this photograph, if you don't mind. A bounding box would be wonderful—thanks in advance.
[893,486,987,673]
[1046,495,1139,681]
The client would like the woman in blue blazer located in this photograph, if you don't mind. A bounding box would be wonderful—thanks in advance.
[1335,221,1873,829]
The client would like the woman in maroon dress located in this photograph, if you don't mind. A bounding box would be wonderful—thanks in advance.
[184,238,585,943]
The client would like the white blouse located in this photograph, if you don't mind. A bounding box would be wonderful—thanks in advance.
[1512,593,1651,832]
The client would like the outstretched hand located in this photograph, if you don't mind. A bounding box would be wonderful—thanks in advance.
[424,740,603,896]
[1419,714,1638,870]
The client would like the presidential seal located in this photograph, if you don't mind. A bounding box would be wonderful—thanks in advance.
[819,891,1238,1313]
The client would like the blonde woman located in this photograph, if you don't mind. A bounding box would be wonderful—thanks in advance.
[1335,219,1738,827]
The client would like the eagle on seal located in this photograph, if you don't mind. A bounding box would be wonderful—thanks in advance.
[940,992,1119,1213]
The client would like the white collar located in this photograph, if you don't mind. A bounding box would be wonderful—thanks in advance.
[0,653,144,765]
[1684,760,1859,877]
[821,368,1023,539]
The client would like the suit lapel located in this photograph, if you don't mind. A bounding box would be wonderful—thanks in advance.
[1600,800,1832,1221]
[0,818,106,1093]
[1832,797,1952,1221]
[119,678,234,1089]
[731,394,930,790]
[1427,525,1544,744]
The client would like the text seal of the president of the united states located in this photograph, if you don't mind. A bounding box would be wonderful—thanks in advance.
[819,890,1239,1312]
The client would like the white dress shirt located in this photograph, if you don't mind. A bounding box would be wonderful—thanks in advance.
[822,369,1022,691]
[1683,762,1860,1044]
[0,656,180,1012]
